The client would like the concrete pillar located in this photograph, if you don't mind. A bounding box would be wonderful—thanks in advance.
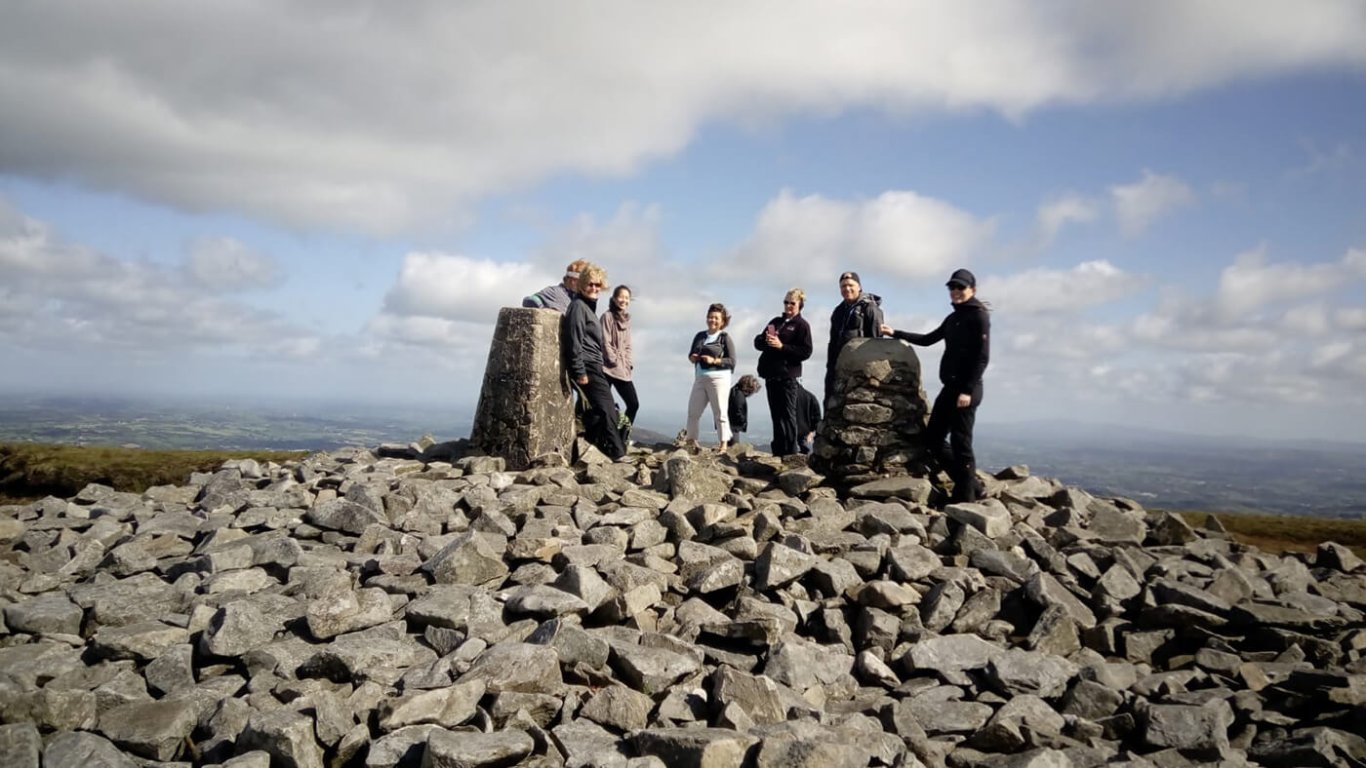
[470,307,575,470]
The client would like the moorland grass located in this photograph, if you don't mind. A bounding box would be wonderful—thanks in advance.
[0,441,307,504]
[1177,510,1366,559]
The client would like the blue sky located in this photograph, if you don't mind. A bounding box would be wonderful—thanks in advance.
[2,2,1365,442]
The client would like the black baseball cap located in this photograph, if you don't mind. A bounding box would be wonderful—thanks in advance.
[946,268,976,289]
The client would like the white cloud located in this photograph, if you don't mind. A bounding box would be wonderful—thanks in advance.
[984,260,1147,315]
[730,189,994,285]
[3,2,1362,233]
[1110,170,1196,236]
[1215,246,1366,320]
[0,197,315,356]
[380,253,547,323]
[186,236,278,292]
[1035,194,1098,244]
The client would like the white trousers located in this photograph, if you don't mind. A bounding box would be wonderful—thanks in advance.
[685,373,732,444]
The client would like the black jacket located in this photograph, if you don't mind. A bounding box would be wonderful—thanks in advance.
[796,385,821,435]
[827,293,884,375]
[753,314,813,380]
[562,294,604,379]
[688,330,737,372]
[728,384,749,432]
[891,297,990,399]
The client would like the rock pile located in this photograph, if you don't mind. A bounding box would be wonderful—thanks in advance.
[1,442,1364,768]
[813,338,933,485]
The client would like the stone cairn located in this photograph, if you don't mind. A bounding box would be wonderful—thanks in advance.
[1,436,1364,767]
[812,337,933,486]
[470,308,576,471]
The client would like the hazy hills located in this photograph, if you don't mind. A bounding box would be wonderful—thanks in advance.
[1,395,1361,519]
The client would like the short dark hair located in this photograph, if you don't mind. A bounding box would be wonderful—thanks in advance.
[707,302,731,329]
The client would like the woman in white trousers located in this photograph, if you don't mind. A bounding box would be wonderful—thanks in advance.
[684,302,737,449]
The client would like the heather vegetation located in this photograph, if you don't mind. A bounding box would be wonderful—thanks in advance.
[0,442,306,504]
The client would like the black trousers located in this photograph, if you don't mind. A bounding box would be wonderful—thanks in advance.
[923,387,979,502]
[580,369,626,459]
[607,377,639,425]
[765,377,799,456]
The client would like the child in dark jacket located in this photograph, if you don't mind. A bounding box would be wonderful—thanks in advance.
[726,375,763,447]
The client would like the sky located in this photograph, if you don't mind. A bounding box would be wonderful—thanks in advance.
[2,1,1366,443]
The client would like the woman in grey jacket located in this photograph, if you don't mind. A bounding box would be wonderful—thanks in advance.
[600,285,638,427]
[562,263,626,459]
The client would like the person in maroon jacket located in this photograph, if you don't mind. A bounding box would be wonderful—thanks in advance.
[881,268,990,503]
[753,288,814,456]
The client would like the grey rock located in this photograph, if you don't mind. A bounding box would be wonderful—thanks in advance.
[240,708,325,768]
[505,584,590,618]
[422,728,536,767]
[306,498,387,534]
[143,642,196,695]
[91,620,190,661]
[1025,572,1098,629]
[754,541,821,590]
[631,728,759,768]
[0,723,41,768]
[379,680,487,730]
[200,600,283,657]
[806,556,863,598]
[97,698,199,761]
[3,594,84,635]
[424,531,511,586]
[1061,678,1126,721]
[579,684,655,731]
[712,666,788,725]
[301,622,438,686]
[903,694,994,735]
[945,498,1013,538]
[1138,702,1231,759]
[907,633,1005,673]
[68,572,188,628]
[751,720,874,768]
[611,642,703,695]
[460,641,564,694]
[1088,504,1147,544]
[552,720,631,768]
[307,586,395,639]
[848,475,934,503]
[366,724,445,768]
[987,648,1079,698]
[42,731,138,768]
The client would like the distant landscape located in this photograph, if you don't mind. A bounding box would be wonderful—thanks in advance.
[1,395,1362,520]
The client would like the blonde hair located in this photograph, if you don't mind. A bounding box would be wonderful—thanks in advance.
[785,288,806,308]
[579,263,607,288]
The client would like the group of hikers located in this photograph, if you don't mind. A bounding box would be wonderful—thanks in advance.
[524,260,990,505]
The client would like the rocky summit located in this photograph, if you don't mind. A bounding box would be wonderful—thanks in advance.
[1,439,1364,768]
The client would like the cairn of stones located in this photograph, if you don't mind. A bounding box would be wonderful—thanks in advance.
[2,436,1364,768]
[812,337,933,485]
[470,308,576,470]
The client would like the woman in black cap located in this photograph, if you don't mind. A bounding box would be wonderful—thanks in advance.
[880,268,989,504]
[826,271,883,405]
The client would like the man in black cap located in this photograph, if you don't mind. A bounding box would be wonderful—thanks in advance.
[880,268,990,504]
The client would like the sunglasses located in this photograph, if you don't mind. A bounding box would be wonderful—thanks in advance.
[948,283,967,290]
[585,281,605,288]
[783,301,798,306]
